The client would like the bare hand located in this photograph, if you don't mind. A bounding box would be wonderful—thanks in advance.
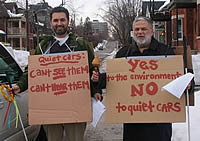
[91,71,99,82]
[186,82,192,90]
[94,93,102,101]
[10,85,20,95]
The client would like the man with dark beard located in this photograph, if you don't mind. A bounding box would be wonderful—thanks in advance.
[12,6,102,141]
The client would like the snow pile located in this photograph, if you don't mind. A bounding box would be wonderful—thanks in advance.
[172,90,200,141]
[13,50,29,71]
[159,0,170,11]
[192,54,200,85]
[0,30,6,35]
[7,10,23,18]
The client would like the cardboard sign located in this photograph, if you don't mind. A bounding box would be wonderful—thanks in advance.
[105,55,186,124]
[28,51,92,125]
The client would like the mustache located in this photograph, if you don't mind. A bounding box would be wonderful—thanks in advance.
[55,25,65,28]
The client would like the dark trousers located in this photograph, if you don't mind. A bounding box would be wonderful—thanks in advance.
[123,123,172,141]
[36,126,47,141]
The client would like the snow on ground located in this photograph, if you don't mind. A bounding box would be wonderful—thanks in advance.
[172,90,200,141]
[192,55,200,85]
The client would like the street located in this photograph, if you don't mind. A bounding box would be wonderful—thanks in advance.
[94,41,118,73]
[84,41,122,141]
[84,91,123,141]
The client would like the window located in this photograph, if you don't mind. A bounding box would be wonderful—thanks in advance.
[171,20,174,39]
[198,4,200,36]
[172,18,183,40]
[0,44,22,85]
[177,19,183,39]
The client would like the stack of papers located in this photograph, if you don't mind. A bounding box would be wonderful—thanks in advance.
[91,98,105,127]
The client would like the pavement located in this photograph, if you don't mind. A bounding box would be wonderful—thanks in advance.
[84,90,200,141]
[84,92,123,141]
[62,41,120,141]
[94,41,118,73]
[84,42,123,141]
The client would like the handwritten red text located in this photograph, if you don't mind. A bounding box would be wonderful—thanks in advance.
[128,59,158,72]
[131,82,158,96]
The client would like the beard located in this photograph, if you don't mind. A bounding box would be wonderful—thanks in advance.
[133,34,152,48]
[52,25,68,35]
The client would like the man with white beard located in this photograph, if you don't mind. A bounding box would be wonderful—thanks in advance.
[115,16,174,141]
[92,16,175,141]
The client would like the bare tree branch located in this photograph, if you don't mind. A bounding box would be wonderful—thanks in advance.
[99,0,137,47]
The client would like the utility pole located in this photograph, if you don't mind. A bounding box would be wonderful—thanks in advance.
[74,13,76,27]
[25,0,29,51]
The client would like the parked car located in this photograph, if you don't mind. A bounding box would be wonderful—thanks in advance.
[0,42,40,141]
[94,40,108,51]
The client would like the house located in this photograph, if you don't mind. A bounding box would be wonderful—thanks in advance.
[0,1,34,50]
[142,1,166,43]
[29,2,52,33]
[145,0,200,53]
[0,1,9,42]
[29,2,53,47]
[153,0,200,52]
[166,0,198,52]
[91,20,108,38]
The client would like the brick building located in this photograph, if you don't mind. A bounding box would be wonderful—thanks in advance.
[0,1,34,50]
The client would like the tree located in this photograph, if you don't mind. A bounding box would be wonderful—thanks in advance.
[100,0,137,47]
[74,17,105,48]
[74,17,84,36]
[83,17,92,39]
[79,17,83,26]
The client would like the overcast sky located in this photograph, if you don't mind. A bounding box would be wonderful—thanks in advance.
[6,0,166,23]
[46,0,106,22]
[46,0,167,22]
